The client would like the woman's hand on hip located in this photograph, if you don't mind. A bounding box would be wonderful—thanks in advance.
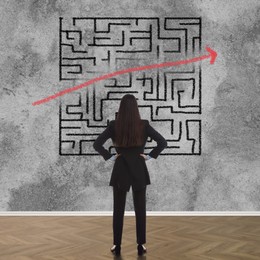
[139,154,147,160]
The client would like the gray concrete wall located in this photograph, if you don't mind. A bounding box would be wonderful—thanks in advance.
[0,0,259,211]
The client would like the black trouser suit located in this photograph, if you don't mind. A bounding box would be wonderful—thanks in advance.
[93,119,168,245]
[113,184,146,245]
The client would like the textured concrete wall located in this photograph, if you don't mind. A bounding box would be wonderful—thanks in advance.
[0,0,259,211]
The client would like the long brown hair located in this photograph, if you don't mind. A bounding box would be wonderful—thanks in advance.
[113,94,145,147]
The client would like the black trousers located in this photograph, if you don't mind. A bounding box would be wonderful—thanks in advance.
[113,184,146,245]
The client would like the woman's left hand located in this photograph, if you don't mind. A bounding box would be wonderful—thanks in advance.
[139,154,147,160]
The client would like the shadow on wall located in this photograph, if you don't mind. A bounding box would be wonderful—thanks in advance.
[7,177,80,211]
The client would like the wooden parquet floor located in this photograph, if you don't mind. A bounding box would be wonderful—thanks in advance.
[0,216,259,259]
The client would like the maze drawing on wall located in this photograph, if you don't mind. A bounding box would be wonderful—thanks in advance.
[59,17,202,156]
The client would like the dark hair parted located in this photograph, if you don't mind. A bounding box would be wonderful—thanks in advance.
[113,94,145,147]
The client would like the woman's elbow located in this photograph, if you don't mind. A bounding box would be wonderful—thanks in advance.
[93,141,99,151]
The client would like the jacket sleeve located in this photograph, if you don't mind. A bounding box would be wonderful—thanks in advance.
[146,120,167,159]
[93,122,114,161]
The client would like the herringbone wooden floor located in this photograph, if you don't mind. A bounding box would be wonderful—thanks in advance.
[0,216,259,259]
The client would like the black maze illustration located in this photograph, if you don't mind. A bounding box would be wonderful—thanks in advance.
[59,17,202,156]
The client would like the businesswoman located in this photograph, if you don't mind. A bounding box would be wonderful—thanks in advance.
[93,94,167,256]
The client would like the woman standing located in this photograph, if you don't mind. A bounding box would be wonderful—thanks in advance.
[93,94,167,256]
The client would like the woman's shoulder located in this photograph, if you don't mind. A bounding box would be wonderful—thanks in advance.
[143,119,149,126]
[109,120,115,128]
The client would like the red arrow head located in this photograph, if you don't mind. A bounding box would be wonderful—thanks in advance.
[206,46,217,64]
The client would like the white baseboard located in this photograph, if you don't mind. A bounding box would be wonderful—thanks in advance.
[0,211,259,216]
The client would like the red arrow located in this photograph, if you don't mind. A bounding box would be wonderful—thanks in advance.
[32,46,217,106]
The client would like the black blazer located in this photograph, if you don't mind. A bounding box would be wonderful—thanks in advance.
[93,120,167,192]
